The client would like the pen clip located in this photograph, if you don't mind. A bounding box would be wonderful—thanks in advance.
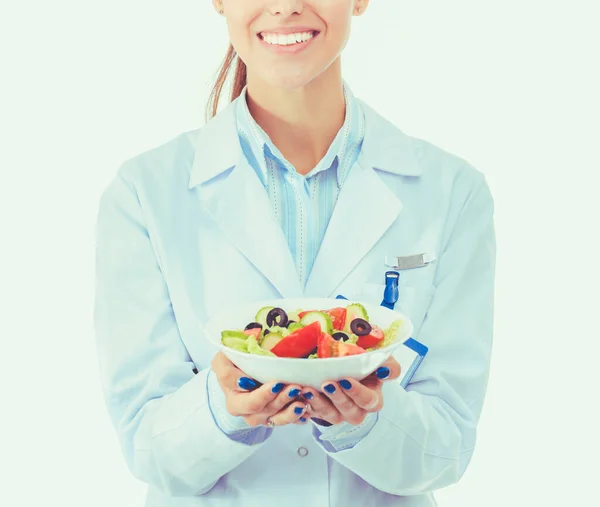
[381,271,399,309]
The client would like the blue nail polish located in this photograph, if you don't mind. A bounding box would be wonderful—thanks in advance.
[302,392,314,400]
[289,388,301,397]
[376,367,390,380]
[238,377,258,390]
[271,383,285,394]
[300,417,307,423]
[324,384,336,394]
[340,379,352,390]
[294,406,304,415]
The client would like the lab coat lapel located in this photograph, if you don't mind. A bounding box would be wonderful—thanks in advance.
[201,155,304,299]
[190,98,303,298]
[304,99,423,297]
[189,95,420,300]
[304,159,403,297]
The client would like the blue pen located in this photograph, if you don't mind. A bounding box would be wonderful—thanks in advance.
[381,271,400,309]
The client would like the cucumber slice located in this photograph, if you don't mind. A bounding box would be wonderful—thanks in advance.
[260,332,284,351]
[287,322,303,332]
[287,311,301,323]
[247,336,275,356]
[343,303,369,332]
[300,311,333,334]
[255,306,275,328]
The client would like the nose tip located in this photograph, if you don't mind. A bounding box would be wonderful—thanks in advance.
[269,0,304,16]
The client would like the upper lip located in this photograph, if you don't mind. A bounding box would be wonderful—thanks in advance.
[259,27,319,36]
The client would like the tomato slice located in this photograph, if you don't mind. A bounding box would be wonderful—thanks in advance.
[317,332,335,358]
[337,341,366,356]
[356,325,385,349]
[270,321,321,358]
[325,307,347,330]
[317,332,365,357]
[243,328,261,339]
[297,310,316,319]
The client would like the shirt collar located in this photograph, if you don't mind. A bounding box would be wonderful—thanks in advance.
[235,80,365,188]
[188,87,422,189]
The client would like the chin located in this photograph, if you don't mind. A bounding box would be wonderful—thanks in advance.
[256,64,333,91]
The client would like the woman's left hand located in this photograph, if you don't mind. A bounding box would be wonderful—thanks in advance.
[298,357,401,426]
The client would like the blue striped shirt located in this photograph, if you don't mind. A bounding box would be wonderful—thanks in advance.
[208,81,377,448]
[235,81,366,286]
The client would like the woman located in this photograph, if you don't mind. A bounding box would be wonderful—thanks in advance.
[94,1,496,506]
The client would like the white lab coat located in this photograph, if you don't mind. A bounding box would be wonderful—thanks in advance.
[94,95,496,507]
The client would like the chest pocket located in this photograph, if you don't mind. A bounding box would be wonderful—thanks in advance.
[361,282,435,338]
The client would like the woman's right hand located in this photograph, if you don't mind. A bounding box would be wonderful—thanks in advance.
[211,352,309,428]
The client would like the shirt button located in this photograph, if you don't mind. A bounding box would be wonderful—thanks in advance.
[297,446,309,457]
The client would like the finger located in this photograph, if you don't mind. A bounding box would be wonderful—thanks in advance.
[268,401,310,427]
[212,352,260,392]
[320,382,366,425]
[299,388,343,425]
[293,412,310,425]
[263,385,304,413]
[226,381,291,417]
[337,377,383,412]
[372,357,401,381]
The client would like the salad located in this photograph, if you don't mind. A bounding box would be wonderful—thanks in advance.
[221,303,403,359]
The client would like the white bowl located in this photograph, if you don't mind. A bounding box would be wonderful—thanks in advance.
[204,298,413,389]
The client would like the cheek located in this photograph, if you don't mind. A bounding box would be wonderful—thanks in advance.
[321,3,353,44]
[222,2,260,55]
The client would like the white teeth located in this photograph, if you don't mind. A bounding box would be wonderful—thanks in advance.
[261,31,315,46]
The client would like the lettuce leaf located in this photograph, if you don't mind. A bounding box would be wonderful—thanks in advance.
[246,336,276,357]
[378,319,403,349]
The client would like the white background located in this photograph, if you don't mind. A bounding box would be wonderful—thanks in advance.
[2,0,599,506]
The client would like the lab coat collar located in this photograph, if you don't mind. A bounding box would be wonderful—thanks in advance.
[357,99,422,177]
[188,94,422,188]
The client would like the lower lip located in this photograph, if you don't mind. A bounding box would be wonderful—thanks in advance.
[258,32,319,54]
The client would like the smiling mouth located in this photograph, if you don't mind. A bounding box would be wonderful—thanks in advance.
[258,30,320,47]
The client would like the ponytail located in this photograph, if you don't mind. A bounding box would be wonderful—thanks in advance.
[206,44,247,121]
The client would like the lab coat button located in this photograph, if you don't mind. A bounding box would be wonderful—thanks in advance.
[297,446,309,457]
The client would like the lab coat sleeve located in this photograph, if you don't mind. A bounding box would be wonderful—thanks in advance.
[94,168,272,497]
[311,413,379,451]
[207,369,272,443]
[317,171,496,496]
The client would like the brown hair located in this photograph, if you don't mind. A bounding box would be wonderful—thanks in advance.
[206,44,247,121]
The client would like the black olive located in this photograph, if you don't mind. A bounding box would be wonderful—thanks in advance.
[350,318,372,336]
[285,320,296,328]
[332,332,349,342]
[244,322,263,331]
[263,329,270,336]
[303,347,318,358]
[266,307,288,328]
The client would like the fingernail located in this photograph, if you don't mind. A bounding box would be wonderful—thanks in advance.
[294,406,304,415]
[299,417,307,423]
[340,379,352,390]
[376,367,390,380]
[324,384,336,394]
[289,388,301,397]
[238,377,258,390]
[302,392,314,400]
[271,383,285,394]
